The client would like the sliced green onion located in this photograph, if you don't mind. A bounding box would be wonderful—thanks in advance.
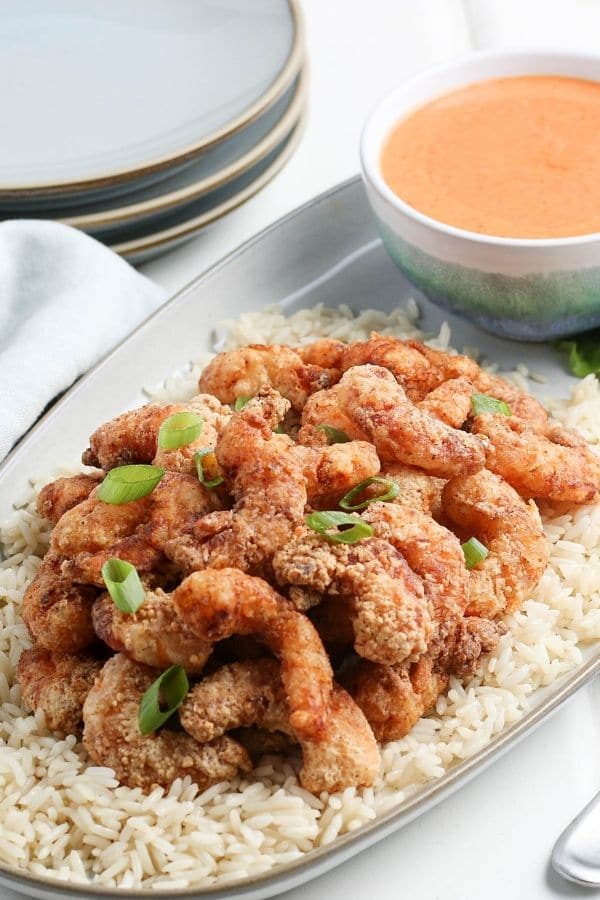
[471,393,512,417]
[273,423,286,434]
[462,537,489,570]
[305,510,373,544]
[339,476,400,511]
[96,465,165,504]
[157,411,203,450]
[101,558,145,613]
[234,395,252,411]
[194,448,223,488]
[315,424,350,444]
[138,665,189,735]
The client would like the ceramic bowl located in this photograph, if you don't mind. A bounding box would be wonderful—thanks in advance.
[360,49,600,341]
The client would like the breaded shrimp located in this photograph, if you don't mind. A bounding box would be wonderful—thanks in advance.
[166,390,307,575]
[37,472,104,525]
[472,414,600,504]
[407,341,548,430]
[83,655,250,792]
[173,569,334,740]
[336,365,487,477]
[298,384,367,447]
[198,344,334,412]
[297,338,346,370]
[345,655,448,742]
[418,376,476,428]
[362,502,469,653]
[379,464,445,518]
[143,471,220,559]
[17,647,103,736]
[339,334,441,400]
[153,394,231,476]
[51,492,160,586]
[22,554,98,652]
[273,530,432,665]
[82,403,185,469]
[297,441,380,509]
[92,589,212,673]
[346,618,499,742]
[442,469,549,618]
[181,659,379,793]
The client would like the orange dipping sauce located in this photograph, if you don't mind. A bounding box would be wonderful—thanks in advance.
[381,75,600,238]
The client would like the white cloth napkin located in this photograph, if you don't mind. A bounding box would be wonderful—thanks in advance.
[0,220,165,462]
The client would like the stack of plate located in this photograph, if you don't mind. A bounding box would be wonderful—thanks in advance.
[0,0,305,263]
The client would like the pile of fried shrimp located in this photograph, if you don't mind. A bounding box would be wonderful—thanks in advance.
[16,334,600,796]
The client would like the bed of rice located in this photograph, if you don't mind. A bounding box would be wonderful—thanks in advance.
[1,300,600,891]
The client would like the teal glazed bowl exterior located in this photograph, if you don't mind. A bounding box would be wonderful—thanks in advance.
[360,50,600,341]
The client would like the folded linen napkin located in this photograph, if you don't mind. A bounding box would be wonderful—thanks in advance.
[0,220,165,462]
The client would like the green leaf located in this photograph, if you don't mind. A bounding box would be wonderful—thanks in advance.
[555,330,600,378]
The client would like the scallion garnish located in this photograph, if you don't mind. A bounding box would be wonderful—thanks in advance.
[305,510,373,544]
[273,423,286,434]
[462,537,489,570]
[234,396,252,411]
[157,411,203,450]
[101,558,145,613]
[471,393,512,417]
[96,465,165,504]
[194,449,224,488]
[315,424,350,444]
[339,476,400,511]
[138,665,189,735]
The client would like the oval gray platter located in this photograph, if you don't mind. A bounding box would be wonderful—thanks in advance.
[0,176,598,900]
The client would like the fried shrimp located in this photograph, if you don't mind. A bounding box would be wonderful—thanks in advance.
[379,464,445,518]
[166,390,307,575]
[82,403,185,469]
[22,554,98,652]
[144,471,220,560]
[339,334,441,400]
[37,472,104,525]
[17,647,103,736]
[51,492,160,586]
[297,338,346,370]
[92,589,212,673]
[173,569,334,739]
[346,655,447,742]
[362,503,469,653]
[198,344,334,412]
[297,441,381,509]
[153,394,231,476]
[83,655,250,792]
[418,376,476,428]
[273,530,432,665]
[442,469,549,618]
[180,659,379,793]
[336,365,487,477]
[472,414,600,504]
[297,384,366,447]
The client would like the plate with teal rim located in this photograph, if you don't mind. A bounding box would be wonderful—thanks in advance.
[0,0,302,202]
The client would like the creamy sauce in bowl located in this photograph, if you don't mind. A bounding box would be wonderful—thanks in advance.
[381,75,600,239]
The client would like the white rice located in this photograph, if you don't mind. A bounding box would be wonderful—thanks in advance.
[1,301,600,890]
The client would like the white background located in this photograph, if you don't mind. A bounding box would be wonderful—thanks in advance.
[6,2,600,898]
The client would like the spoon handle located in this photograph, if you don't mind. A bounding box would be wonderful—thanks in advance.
[553,789,600,886]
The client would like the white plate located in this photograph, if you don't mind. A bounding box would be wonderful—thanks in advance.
[0,0,301,195]
[0,177,599,900]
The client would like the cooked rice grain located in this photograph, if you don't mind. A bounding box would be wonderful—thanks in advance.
[1,301,600,889]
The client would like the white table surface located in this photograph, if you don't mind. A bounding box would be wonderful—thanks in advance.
[6,2,600,898]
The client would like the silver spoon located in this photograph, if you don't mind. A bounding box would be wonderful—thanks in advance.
[553,790,600,886]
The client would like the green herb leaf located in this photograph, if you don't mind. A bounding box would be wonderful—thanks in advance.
[339,476,400,511]
[461,537,489,570]
[157,412,203,450]
[234,396,252,411]
[138,665,189,735]
[96,465,165,504]
[555,330,600,378]
[194,448,224,488]
[471,393,512,417]
[305,510,373,544]
[101,558,145,613]
[315,424,351,444]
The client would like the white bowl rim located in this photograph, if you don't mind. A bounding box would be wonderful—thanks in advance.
[360,47,600,249]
